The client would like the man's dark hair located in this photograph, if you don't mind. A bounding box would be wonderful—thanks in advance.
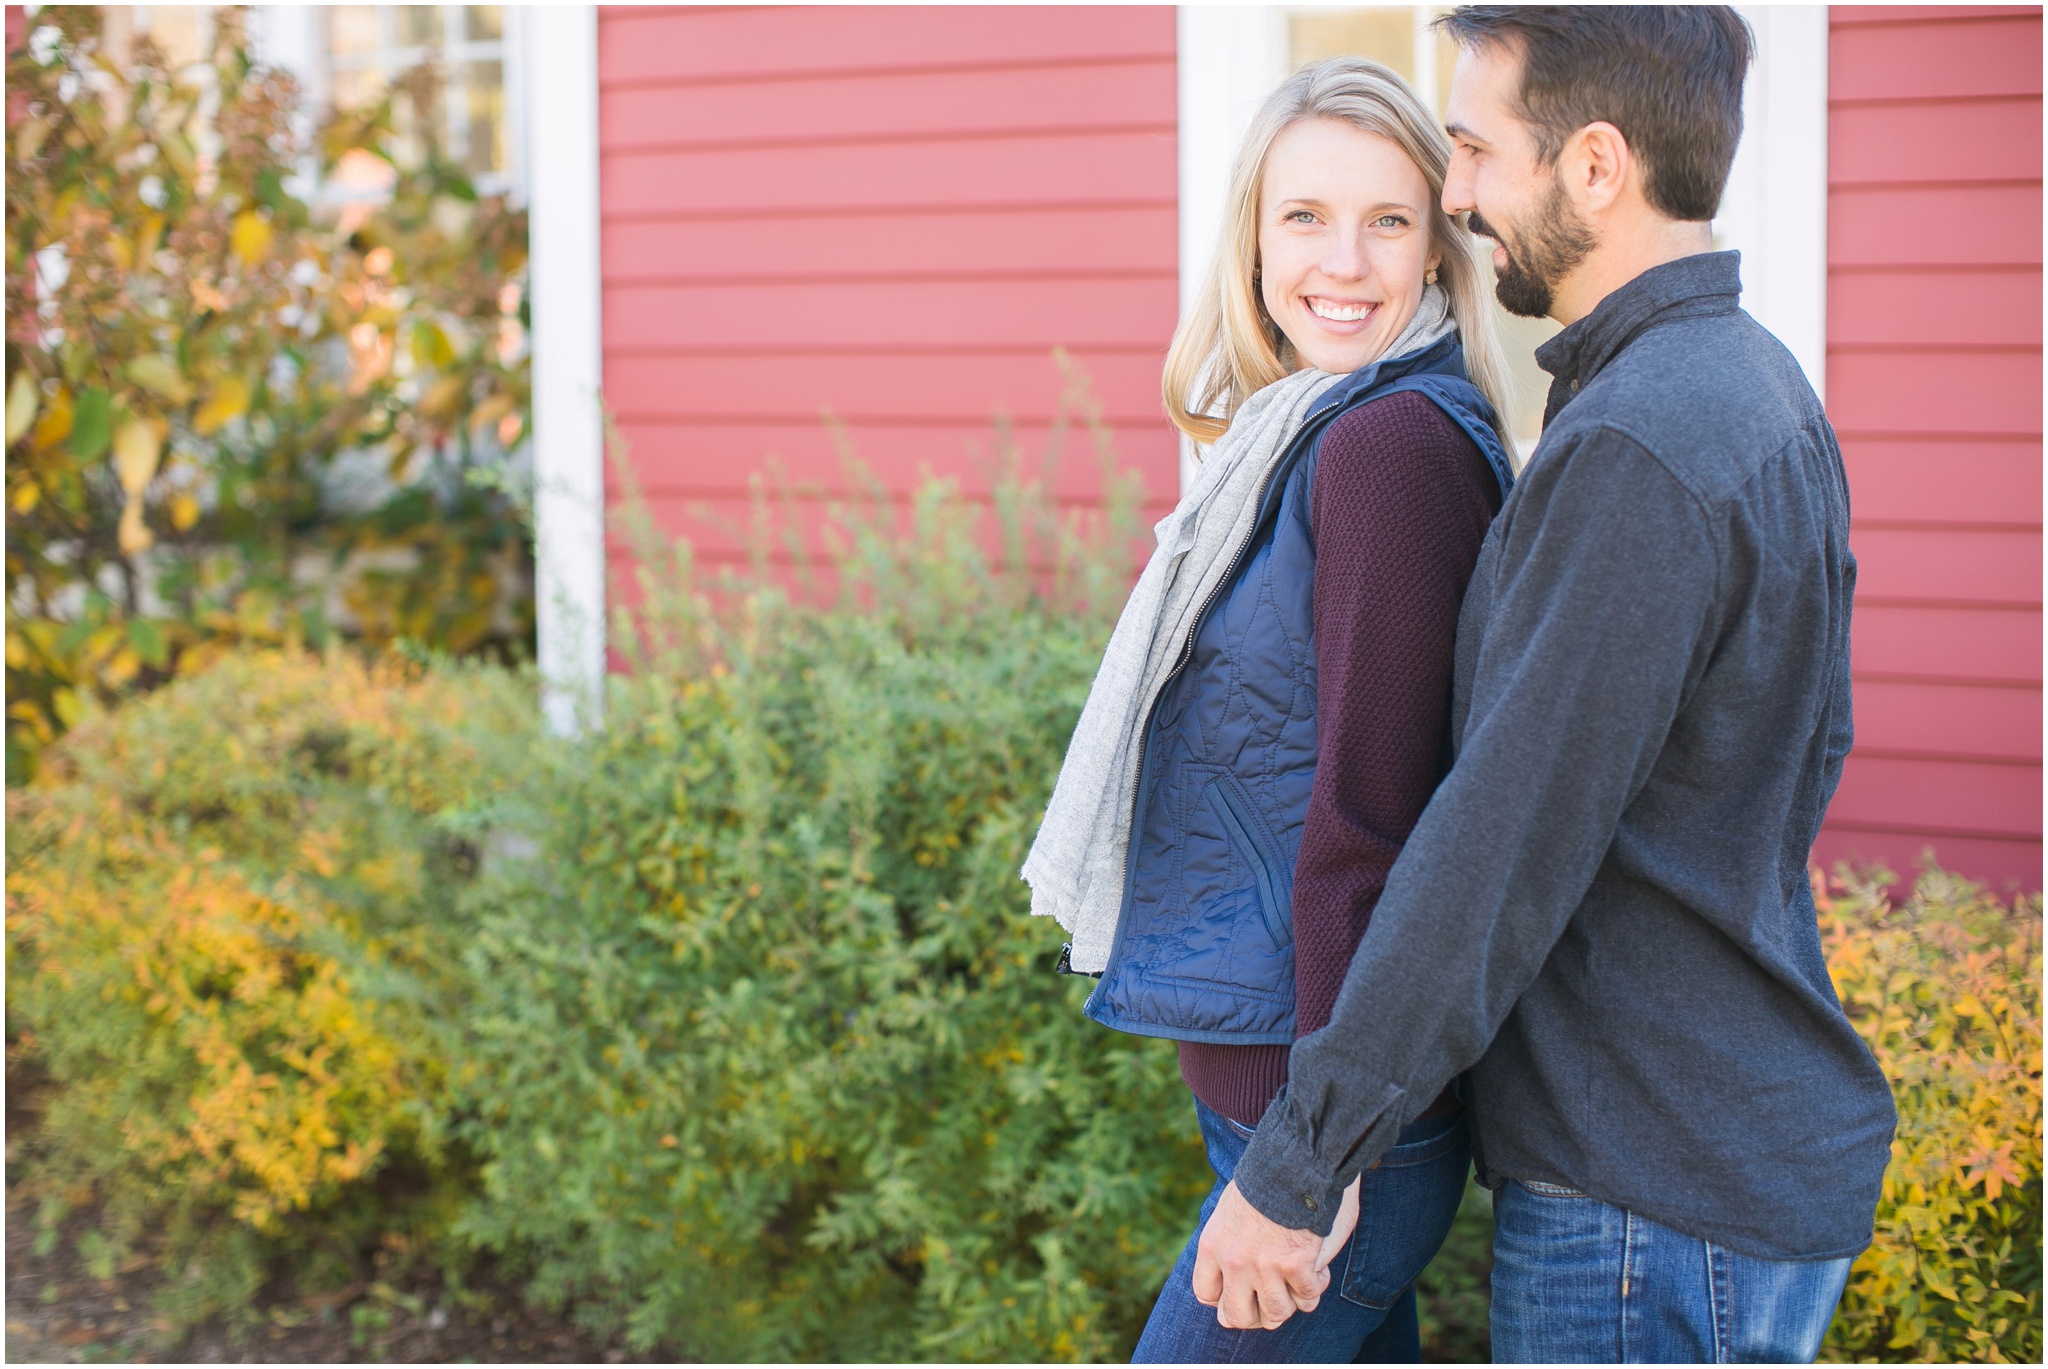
[1436,6,1754,221]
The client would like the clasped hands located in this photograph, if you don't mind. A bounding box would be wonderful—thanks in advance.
[1190,1173,1362,1330]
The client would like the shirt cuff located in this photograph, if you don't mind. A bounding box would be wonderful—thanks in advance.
[1232,1078,1407,1237]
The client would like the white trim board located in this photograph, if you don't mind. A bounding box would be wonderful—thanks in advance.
[526,6,606,735]
[1716,5,1829,401]
[1176,6,1291,492]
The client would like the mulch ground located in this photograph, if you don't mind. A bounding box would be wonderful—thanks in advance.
[5,1056,665,1364]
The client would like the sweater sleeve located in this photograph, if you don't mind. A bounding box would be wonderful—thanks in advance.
[1294,391,1501,1039]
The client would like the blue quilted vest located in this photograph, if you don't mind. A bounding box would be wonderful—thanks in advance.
[1078,336,1514,1044]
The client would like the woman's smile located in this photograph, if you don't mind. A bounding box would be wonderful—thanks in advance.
[1304,296,1382,329]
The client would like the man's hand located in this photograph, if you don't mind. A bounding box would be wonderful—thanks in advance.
[1191,1181,1333,1330]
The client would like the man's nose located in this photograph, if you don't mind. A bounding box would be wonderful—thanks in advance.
[1442,151,1476,217]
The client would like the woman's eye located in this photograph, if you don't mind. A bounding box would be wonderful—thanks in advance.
[1374,215,1409,229]
[1287,210,1317,224]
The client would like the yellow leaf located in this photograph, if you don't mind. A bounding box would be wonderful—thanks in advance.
[12,480,42,514]
[7,369,41,444]
[30,386,70,450]
[168,492,201,531]
[102,645,142,687]
[135,213,165,267]
[112,420,162,497]
[118,496,154,555]
[411,321,455,371]
[420,375,466,419]
[231,210,273,266]
[193,376,251,436]
[126,354,193,404]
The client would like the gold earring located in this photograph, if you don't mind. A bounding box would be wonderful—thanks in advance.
[1424,267,1439,285]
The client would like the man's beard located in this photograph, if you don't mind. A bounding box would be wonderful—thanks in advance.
[1467,176,1595,319]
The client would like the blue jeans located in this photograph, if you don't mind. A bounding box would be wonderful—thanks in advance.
[1490,1179,1853,1363]
[1134,1097,1470,1363]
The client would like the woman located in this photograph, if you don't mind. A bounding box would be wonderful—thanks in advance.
[1022,58,1516,1361]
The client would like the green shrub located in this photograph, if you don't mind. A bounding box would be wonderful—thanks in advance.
[1820,866,2042,1365]
[444,439,1209,1360]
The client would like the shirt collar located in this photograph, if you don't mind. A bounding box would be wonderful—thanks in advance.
[1535,250,1744,424]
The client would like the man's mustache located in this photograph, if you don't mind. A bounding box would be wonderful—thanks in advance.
[1465,210,1503,245]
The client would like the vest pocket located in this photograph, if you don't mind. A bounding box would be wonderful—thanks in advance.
[1205,777,1293,952]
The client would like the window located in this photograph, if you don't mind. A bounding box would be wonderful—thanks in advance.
[324,6,513,191]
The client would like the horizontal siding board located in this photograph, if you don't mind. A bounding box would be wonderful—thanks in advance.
[1853,678,2043,760]
[1830,7,2045,27]
[1830,269,2043,345]
[1842,437,2041,525]
[609,493,1170,574]
[597,5,1175,87]
[1828,184,2042,265]
[1852,603,2042,684]
[1829,13,2041,101]
[1826,754,2041,837]
[1827,350,2042,435]
[604,205,1177,279]
[603,278,1176,350]
[600,59,1175,149]
[605,351,1171,425]
[1828,97,2042,184]
[1849,527,2042,605]
[601,129,1180,217]
[610,420,1177,503]
[1811,828,2041,893]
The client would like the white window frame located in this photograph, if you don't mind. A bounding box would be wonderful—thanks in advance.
[249,5,530,204]
[1174,3,1830,493]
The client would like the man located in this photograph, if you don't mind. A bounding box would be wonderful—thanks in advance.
[1190,7,1896,1362]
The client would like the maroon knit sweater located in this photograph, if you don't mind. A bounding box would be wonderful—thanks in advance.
[1178,391,1503,1127]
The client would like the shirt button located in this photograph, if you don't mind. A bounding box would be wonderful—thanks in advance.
[1570,378,1581,391]
[1302,1195,1319,1211]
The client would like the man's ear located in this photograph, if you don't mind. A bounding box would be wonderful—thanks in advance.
[1561,120,1634,218]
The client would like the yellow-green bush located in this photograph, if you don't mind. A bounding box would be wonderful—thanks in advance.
[1821,866,2042,1364]
[5,650,536,1316]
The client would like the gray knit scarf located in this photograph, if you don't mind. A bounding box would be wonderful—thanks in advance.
[1023,286,1456,973]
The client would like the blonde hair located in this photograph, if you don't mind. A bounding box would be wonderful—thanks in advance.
[1163,57,1513,445]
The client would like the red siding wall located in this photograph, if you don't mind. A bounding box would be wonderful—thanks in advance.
[596,5,1180,572]
[1818,6,2043,891]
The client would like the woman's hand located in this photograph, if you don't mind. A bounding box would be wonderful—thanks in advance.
[1192,1181,1332,1330]
[1315,1174,1362,1272]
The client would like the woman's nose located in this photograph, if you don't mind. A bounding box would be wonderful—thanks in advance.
[1321,231,1372,281]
